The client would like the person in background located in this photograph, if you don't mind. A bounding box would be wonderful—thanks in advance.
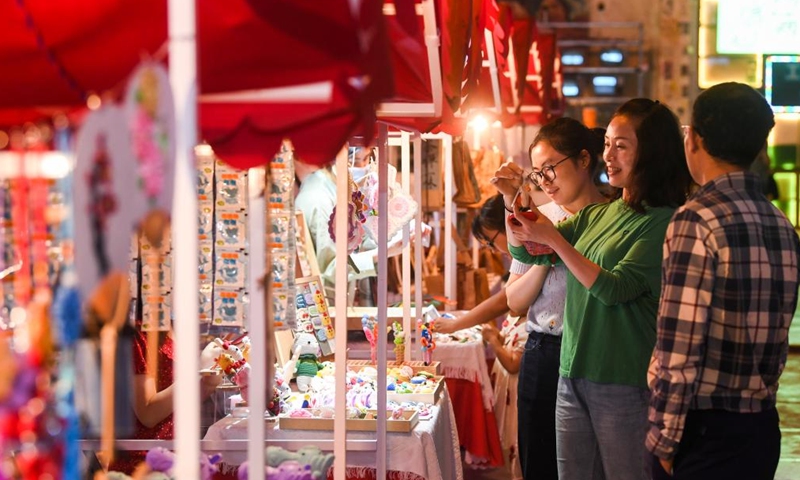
[109,326,221,474]
[294,153,417,306]
[433,194,526,335]
[647,82,800,479]
[491,117,611,480]
[505,99,693,480]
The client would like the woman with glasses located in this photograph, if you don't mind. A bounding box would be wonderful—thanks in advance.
[492,117,611,480]
[500,100,693,480]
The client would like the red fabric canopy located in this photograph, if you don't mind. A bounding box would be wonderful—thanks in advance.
[0,0,394,166]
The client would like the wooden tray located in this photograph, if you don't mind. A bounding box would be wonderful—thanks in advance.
[386,375,445,405]
[278,409,419,432]
[347,360,441,376]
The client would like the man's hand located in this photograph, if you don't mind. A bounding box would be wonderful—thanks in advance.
[659,457,673,476]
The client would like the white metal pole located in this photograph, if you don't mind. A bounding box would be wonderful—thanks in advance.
[247,170,266,479]
[376,123,389,479]
[167,0,199,476]
[443,135,455,311]
[334,147,349,480]
[400,132,411,362]
[412,133,423,361]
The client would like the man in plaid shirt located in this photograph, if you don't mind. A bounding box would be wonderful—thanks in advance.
[647,82,800,479]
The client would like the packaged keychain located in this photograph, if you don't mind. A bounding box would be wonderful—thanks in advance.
[198,201,215,242]
[215,209,247,249]
[199,284,213,324]
[216,172,247,208]
[142,291,172,332]
[215,250,246,288]
[213,288,246,327]
[268,214,292,251]
[198,245,214,284]
[197,161,215,201]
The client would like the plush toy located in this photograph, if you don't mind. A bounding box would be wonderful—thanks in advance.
[283,333,321,392]
[265,446,334,480]
[213,338,251,402]
[392,321,405,362]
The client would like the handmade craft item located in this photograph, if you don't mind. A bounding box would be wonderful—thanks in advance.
[392,321,405,362]
[362,315,378,364]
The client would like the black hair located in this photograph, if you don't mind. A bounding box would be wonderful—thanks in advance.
[691,82,775,168]
[611,98,693,212]
[471,194,506,241]
[528,117,606,185]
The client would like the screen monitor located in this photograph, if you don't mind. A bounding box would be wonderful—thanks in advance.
[592,76,618,96]
[600,49,624,64]
[562,79,580,97]
[561,50,585,66]
[765,55,800,113]
[717,0,800,54]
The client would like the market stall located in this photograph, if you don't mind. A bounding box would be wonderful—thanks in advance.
[0,0,561,478]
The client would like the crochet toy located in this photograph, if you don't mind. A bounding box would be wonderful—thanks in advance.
[283,333,322,392]
[392,321,405,362]
[418,318,436,366]
[266,445,335,480]
[361,314,378,364]
[213,338,251,402]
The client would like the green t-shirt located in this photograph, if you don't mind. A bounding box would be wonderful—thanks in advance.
[510,199,674,388]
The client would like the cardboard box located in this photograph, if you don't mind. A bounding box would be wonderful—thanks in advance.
[278,409,419,433]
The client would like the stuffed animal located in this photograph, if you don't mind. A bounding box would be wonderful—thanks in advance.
[213,338,251,402]
[283,333,321,392]
[265,446,334,480]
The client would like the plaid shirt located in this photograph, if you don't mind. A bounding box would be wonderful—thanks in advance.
[647,171,800,459]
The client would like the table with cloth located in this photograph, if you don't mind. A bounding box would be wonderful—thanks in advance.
[431,328,504,467]
[204,388,463,480]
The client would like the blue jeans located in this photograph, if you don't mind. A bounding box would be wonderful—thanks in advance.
[517,332,561,480]
[555,377,650,480]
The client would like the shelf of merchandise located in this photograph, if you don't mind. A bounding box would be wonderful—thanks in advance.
[539,21,647,109]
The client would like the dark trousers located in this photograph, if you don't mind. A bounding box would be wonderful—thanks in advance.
[652,407,781,480]
[517,331,561,480]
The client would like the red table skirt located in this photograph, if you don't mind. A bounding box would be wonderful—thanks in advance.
[214,466,424,480]
[445,377,504,467]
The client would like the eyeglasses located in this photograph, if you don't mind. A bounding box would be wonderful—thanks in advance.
[481,229,502,250]
[527,154,574,187]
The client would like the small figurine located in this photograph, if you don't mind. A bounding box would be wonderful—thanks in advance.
[284,332,322,392]
[392,321,405,363]
[418,318,436,366]
[361,315,378,364]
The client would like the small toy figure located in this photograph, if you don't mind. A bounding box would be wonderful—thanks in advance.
[418,318,436,366]
[284,332,322,392]
[212,337,251,402]
[361,315,378,364]
[392,321,405,362]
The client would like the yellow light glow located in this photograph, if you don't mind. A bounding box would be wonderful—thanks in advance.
[469,115,489,133]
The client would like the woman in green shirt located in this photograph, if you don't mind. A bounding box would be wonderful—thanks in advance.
[504,99,693,480]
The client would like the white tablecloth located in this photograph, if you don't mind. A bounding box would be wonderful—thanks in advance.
[204,388,463,480]
[432,330,494,411]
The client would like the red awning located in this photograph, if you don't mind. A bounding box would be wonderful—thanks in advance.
[0,0,393,166]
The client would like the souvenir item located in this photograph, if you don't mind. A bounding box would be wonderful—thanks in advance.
[213,289,246,327]
[215,209,247,249]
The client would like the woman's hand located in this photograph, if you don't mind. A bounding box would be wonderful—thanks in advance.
[481,323,502,346]
[507,202,556,245]
[491,161,525,198]
[200,373,222,399]
[432,316,459,334]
